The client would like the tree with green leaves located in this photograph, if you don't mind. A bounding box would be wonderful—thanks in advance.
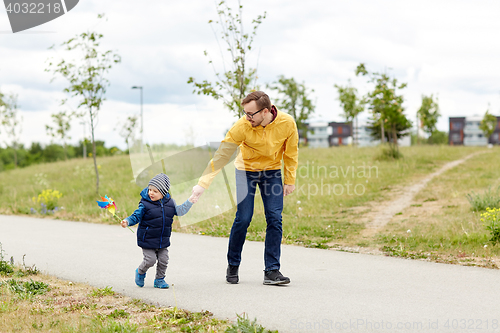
[479,108,497,141]
[45,107,76,160]
[187,0,266,118]
[46,14,121,194]
[0,94,23,168]
[268,75,315,140]
[355,63,412,151]
[334,80,365,145]
[417,94,440,140]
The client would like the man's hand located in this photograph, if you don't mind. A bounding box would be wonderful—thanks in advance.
[188,194,198,203]
[284,184,295,196]
[191,184,206,202]
[120,220,128,228]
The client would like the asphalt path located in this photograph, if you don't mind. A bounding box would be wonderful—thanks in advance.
[2,214,500,333]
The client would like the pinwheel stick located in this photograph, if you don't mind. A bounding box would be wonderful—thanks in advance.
[111,213,134,233]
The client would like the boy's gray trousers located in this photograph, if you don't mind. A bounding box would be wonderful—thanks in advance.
[138,247,169,279]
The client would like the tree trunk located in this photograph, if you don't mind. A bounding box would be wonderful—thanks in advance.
[392,124,398,145]
[13,147,17,168]
[350,121,353,146]
[355,115,358,146]
[381,118,385,144]
[90,109,99,195]
[416,113,419,145]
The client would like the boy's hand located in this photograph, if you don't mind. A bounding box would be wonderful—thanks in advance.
[191,185,205,202]
[188,194,198,204]
[120,220,128,228]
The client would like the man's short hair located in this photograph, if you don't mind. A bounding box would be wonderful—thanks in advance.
[242,91,271,112]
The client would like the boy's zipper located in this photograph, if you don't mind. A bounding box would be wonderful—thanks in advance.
[160,200,165,248]
[143,227,148,242]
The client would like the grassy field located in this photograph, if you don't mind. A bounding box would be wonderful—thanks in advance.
[0,145,498,266]
[375,148,500,267]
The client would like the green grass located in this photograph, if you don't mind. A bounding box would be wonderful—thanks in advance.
[466,185,500,211]
[184,145,482,244]
[88,286,116,298]
[0,145,495,261]
[376,148,500,265]
[226,314,278,333]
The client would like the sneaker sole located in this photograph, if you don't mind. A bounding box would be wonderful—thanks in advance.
[263,279,290,285]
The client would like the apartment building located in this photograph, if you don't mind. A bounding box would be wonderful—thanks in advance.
[449,116,500,146]
[303,121,410,147]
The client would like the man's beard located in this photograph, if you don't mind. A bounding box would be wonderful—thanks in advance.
[250,118,263,127]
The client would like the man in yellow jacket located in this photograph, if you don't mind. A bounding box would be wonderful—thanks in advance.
[191,91,299,285]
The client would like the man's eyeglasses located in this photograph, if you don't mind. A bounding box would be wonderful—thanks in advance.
[243,107,265,119]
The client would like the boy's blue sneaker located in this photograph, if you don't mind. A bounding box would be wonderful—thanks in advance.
[154,278,169,289]
[135,268,146,287]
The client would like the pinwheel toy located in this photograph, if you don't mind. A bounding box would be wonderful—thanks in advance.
[96,195,134,233]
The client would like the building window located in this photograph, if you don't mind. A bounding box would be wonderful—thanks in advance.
[452,122,463,130]
[451,133,461,142]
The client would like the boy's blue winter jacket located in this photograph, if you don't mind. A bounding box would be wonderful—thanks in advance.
[127,187,176,249]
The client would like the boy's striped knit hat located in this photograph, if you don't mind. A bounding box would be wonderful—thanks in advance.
[149,173,170,197]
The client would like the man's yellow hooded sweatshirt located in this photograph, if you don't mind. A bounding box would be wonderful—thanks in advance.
[198,109,299,189]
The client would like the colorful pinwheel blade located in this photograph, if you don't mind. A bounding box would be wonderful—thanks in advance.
[107,205,116,216]
[96,200,110,208]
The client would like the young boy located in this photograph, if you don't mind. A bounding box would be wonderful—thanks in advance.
[121,173,196,289]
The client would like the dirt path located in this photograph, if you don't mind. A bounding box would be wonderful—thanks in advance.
[359,151,489,238]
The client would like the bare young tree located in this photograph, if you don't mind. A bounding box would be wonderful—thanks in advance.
[46,14,121,194]
[115,115,138,150]
[188,0,266,117]
[46,107,77,160]
[334,80,365,146]
[0,94,23,168]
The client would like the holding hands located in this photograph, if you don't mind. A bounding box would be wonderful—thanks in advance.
[189,185,205,203]
[283,184,295,196]
[120,220,128,228]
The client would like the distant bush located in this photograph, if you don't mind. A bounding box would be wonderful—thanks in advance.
[0,141,122,172]
[466,186,500,212]
[376,144,403,160]
[428,130,448,145]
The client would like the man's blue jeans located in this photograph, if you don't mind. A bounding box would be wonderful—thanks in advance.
[227,169,284,271]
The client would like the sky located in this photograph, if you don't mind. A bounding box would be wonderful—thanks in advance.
[0,0,499,150]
